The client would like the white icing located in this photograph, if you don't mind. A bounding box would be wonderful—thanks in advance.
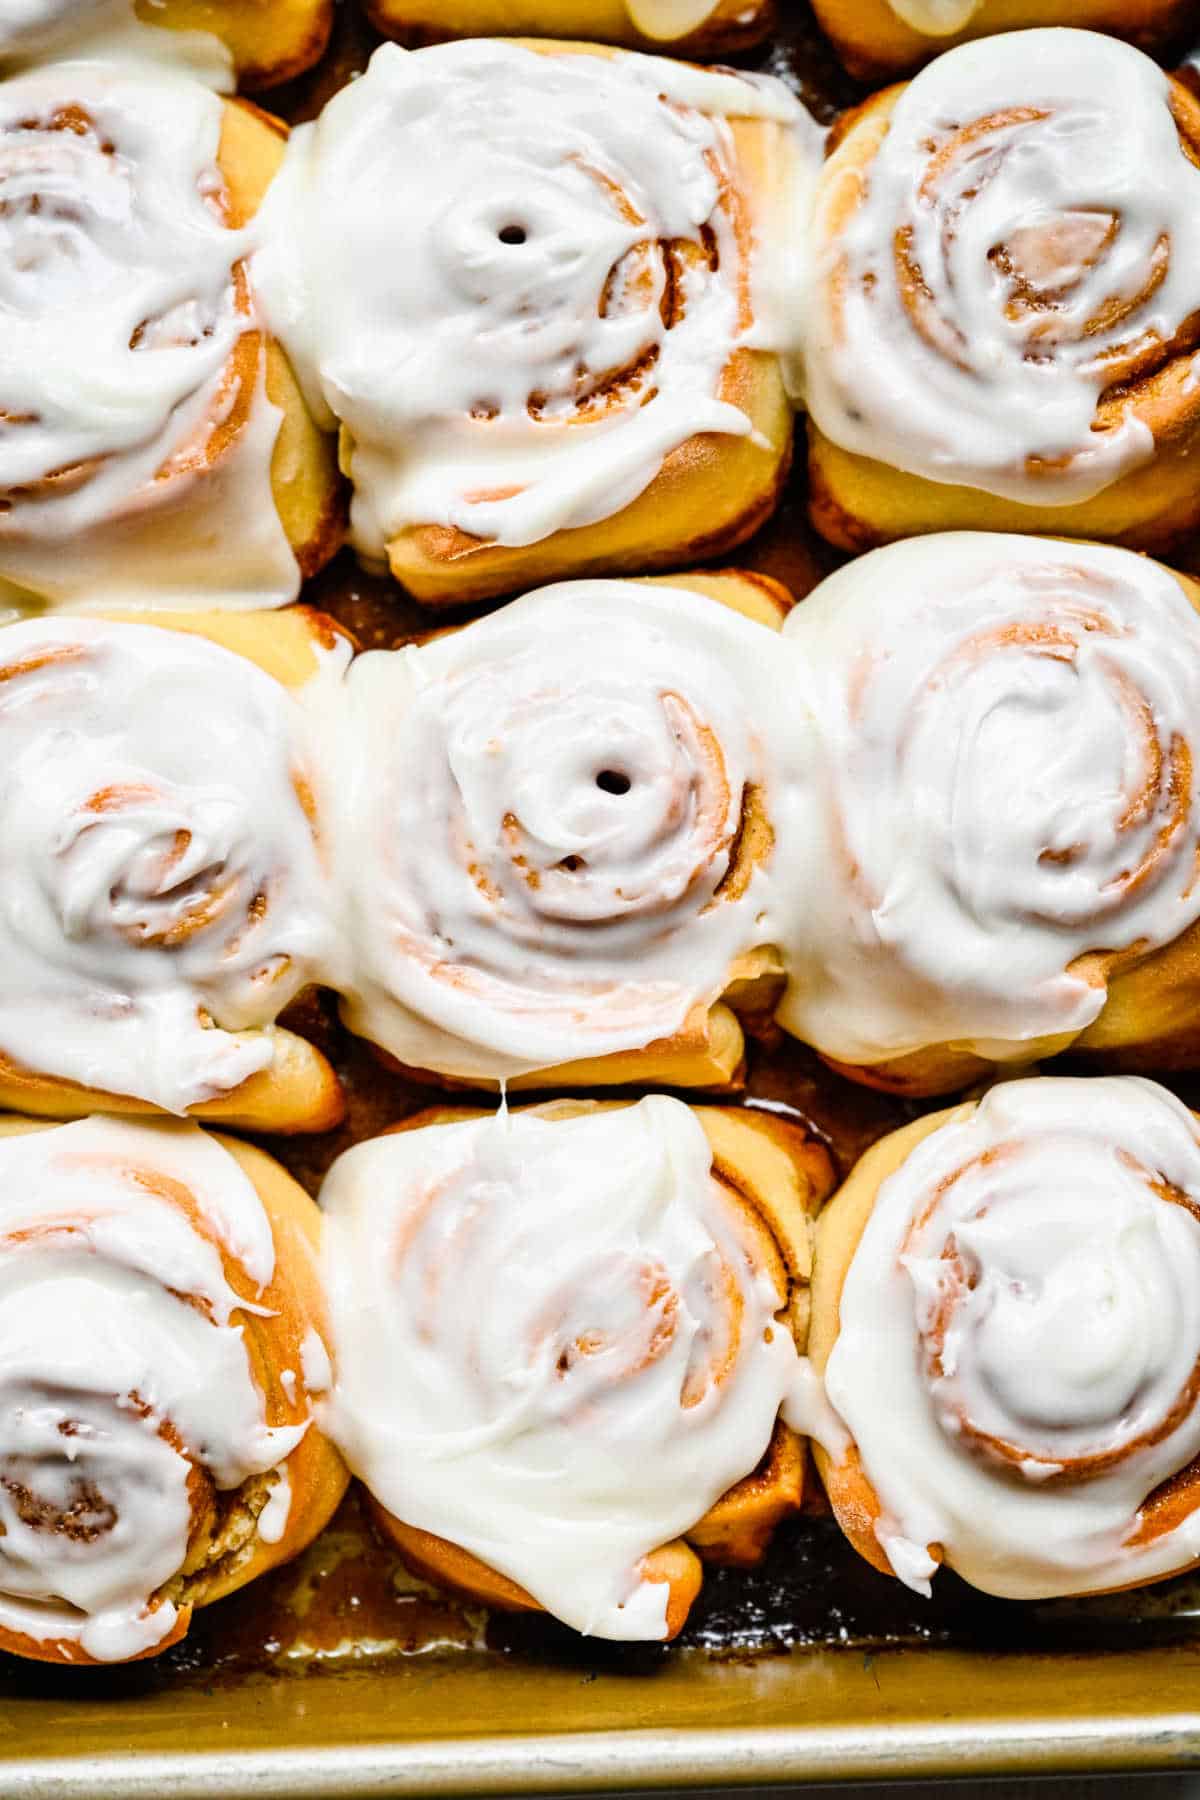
[782,1355,851,1462]
[0,58,297,613]
[255,39,809,562]
[299,1325,331,1397]
[779,534,1200,1067]
[325,578,818,1081]
[257,1464,291,1545]
[0,1115,305,1660]
[826,1077,1200,1599]
[805,30,1200,505]
[0,616,339,1112]
[321,1097,801,1639]
[0,4,233,86]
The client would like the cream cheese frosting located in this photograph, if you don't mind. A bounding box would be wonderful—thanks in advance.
[778,534,1200,1068]
[321,578,818,1081]
[0,1115,306,1661]
[254,38,815,563]
[0,57,295,613]
[320,1097,802,1639]
[804,29,1200,504]
[825,1077,1200,1599]
[0,616,341,1111]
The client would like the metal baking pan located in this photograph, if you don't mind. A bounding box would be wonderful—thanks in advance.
[6,6,1200,1794]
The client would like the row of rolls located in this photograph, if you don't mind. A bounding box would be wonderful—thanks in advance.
[4,11,1200,615]
[12,1067,1200,1662]
[11,536,1200,1135]
[0,0,1191,77]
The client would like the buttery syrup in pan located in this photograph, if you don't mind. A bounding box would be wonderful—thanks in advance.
[6,1,1200,1698]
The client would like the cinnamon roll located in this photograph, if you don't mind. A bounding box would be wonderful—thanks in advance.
[255,38,818,606]
[0,58,342,615]
[809,1076,1200,1600]
[326,571,818,1090]
[0,1112,347,1664]
[365,0,772,55]
[0,608,346,1131]
[809,1,1193,81]
[778,533,1200,1095]
[0,2,333,88]
[321,1095,833,1640]
[803,30,1200,556]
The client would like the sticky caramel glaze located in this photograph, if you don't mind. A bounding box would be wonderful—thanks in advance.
[8,7,1200,1687]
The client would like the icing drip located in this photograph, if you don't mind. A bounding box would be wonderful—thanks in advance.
[779,534,1200,1067]
[826,1077,1200,1599]
[0,617,338,1111]
[805,30,1200,504]
[255,39,810,561]
[324,579,817,1081]
[0,58,295,612]
[321,1097,801,1639]
[0,1115,305,1661]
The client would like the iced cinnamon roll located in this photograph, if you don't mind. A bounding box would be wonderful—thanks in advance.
[0,58,341,615]
[0,1112,347,1664]
[804,31,1200,555]
[0,1,333,89]
[0,608,346,1131]
[809,1076,1200,1600]
[321,1095,833,1639]
[779,534,1200,1095]
[255,38,819,606]
[809,1,1192,81]
[365,0,772,55]
[326,571,817,1090]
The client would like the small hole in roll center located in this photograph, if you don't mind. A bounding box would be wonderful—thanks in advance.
[498,225,527,245]
[596,770,631,796]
